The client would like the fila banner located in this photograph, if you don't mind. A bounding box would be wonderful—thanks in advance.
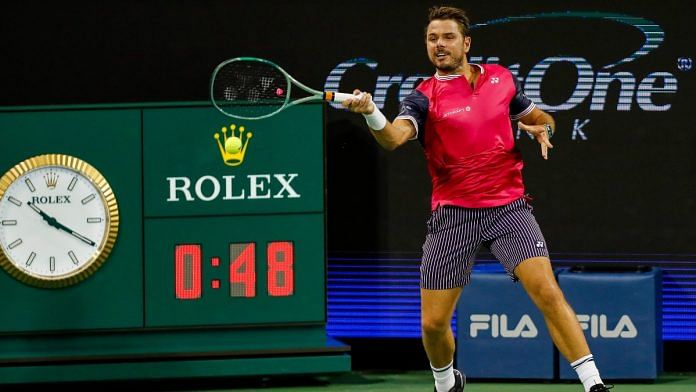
[558,268,663,380]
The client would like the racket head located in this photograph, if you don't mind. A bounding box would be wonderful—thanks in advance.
[210,57,291,120]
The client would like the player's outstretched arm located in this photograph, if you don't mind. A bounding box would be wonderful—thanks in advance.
[342,90,416,151]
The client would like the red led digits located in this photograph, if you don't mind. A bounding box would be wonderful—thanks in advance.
[174,241,294,300]
[267,241,294,296]
[229,243,256,298]
[175,244,202,299]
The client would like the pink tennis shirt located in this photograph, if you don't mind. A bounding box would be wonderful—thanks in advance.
[395,64,535,210]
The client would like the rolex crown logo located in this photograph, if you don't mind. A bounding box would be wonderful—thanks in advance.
[44,170,59,189]
[214,124,253,167]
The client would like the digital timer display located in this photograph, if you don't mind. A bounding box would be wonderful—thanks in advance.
[174,241,295,300]
[144,213,325,328]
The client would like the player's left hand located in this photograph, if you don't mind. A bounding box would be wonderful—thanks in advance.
[518,122,553,160]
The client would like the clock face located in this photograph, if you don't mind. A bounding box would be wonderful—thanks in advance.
[0,154,119,288]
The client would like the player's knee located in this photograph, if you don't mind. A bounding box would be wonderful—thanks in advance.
[529,282,566,311]
[421,315,451,336]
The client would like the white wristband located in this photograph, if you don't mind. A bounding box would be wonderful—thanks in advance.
[362,106,387,131]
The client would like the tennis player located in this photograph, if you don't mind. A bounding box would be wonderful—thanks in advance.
[343,5,612,392]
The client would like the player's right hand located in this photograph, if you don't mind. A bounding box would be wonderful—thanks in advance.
[342,89,375,115]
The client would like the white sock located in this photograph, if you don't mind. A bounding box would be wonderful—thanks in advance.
[431,360,455,392]
[571,354,604,392]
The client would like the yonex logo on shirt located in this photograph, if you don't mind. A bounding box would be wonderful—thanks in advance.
[490,77,500,84]
[535,241,545,248]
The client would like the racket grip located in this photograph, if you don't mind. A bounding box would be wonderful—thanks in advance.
[324,92,364,103]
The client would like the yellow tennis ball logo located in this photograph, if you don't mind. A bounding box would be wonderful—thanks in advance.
[225,136,243,154]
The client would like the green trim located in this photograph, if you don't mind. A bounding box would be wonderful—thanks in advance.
[0,327,340,362]
[0,354,351,384]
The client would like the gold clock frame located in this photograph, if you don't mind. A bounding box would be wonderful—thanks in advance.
[0,154,119,288]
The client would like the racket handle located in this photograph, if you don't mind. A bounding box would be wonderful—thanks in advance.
[324,91,364,103]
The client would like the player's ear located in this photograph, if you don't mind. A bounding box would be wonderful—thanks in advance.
[463,36,471,53]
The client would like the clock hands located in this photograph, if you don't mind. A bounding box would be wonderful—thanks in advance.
[27,201,96,246]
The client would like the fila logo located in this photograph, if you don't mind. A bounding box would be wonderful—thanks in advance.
[577,314,638,338]
[490,77,500,84]
[470,314,538,338]
[535,241,545,248]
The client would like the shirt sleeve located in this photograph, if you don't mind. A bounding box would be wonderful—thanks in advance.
[509,72,535,120]
[395,89,429,140]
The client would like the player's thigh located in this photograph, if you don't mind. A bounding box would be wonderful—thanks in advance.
[421,287,463,328]
[515,256,555,285]
[515,256,564,306]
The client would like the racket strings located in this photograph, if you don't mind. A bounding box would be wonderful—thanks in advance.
[212,61,288,119]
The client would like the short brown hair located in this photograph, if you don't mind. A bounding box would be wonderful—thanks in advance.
[426,6,470,37]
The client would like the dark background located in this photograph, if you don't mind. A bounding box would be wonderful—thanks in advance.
[2,0,695,371]
[2,0,694,259]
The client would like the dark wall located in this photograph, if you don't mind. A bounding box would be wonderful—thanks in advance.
[2,0,695,260]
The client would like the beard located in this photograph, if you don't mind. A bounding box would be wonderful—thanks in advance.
[432,52,465,73]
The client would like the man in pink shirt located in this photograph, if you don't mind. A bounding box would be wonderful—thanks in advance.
[343,6,611,392]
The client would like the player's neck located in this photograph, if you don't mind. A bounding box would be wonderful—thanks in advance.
[436,63,478,88]
[464,63,480,87]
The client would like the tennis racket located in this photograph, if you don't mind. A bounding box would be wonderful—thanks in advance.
[210,57,357,120]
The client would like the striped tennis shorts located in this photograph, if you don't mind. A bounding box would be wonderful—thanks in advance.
[421,197,549,289]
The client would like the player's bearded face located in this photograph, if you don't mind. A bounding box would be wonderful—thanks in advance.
[426,19,470,73]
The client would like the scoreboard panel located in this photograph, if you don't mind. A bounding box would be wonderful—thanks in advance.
[140,104,327,327]
[0,102,348,384]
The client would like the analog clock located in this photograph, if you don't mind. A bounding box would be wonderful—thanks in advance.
[0,154,119,288]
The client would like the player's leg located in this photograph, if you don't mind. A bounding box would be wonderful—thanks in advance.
[421,287,462,367]
[515,258,610,391]
[421,205,479,392]
[486,198,610,392]
[515,257,589,361]
[421,287,466,392]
